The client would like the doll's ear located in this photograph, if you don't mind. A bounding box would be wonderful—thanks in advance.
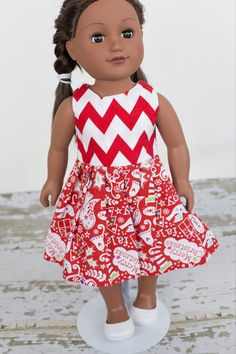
[65,40,76,61]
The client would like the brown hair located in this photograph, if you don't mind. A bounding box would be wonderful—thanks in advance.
[52,0,147,123]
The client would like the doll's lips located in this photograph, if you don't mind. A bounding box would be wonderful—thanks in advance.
[110,56,126,64]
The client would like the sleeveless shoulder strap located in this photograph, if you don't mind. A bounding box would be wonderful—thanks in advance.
[72,84,87,118]
[139,81,159,120]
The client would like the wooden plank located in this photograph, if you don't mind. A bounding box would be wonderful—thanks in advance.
[0,318,235,354]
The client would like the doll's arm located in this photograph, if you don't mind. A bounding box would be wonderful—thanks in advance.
[40,96,75,207]
[156,93,194,211]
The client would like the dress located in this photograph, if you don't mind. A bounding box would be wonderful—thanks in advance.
[43,79,219,287]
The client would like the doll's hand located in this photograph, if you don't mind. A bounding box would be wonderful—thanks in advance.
[39,180,63,207]
[174,180,194,212]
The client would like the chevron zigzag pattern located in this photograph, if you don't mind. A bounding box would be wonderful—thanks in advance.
[72,80,159,166]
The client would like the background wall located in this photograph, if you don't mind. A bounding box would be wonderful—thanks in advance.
[0,0,235,194]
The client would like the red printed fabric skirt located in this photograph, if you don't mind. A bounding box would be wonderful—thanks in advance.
[43,155,219,287]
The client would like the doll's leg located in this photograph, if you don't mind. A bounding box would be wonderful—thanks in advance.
[133,275,158,309]
[98,283,130,324]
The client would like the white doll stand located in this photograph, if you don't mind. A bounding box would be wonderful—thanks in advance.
[76,281,171,353]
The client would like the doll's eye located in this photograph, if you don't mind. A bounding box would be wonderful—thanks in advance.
[121,29,134,39]
[91,33,105,44]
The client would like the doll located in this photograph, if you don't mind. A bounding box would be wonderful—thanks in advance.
[40,0,219,341]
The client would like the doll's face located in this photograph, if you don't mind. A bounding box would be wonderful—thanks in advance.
[66,0,144,81]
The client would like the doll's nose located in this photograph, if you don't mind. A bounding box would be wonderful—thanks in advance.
[109,36,125,51]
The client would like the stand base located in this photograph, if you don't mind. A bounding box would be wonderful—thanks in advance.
[76,288,171,354]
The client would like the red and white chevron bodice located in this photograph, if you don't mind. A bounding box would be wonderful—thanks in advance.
[72,80,159,166]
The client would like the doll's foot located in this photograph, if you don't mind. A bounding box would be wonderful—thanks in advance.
[104,306,135,341]
[130,293,158,326]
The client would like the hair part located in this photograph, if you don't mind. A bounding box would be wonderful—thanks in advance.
[52,0,147,124]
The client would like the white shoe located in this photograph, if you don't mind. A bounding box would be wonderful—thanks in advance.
[130,304,158,326]
[104,318,135,341]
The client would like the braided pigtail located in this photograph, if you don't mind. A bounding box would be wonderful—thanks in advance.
[52,52,76,124]
[52,0,99,125]
[52,13,77,123]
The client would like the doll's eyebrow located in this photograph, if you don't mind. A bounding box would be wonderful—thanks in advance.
[83,18,137,29]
